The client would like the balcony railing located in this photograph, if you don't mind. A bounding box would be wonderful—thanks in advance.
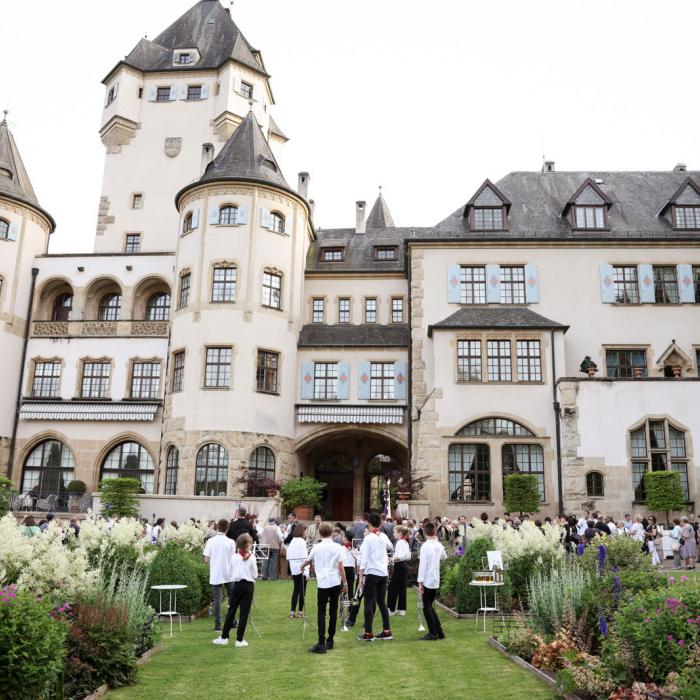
[32,320,169,338]
[11,492,94,514]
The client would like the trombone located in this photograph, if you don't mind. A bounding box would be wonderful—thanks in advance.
[416,587,426,633]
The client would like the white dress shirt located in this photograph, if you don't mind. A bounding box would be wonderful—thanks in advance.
[232,552,258,582]
[360,531,390,577]
[308,538,343,588]
[393,538,411,563]
[286,537,308,576]
[630,522,645,542]
[417,538,447,589]
[203,532,235,585]
[341,545,356,568]
[576,518,588,537]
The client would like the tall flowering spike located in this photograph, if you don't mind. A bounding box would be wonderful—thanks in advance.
[597,544,607,575]
[599,615,608,637]
[576,543,585,556]
[613,575,621,602]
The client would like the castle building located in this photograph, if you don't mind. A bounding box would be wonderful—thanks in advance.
[2,0,699,521]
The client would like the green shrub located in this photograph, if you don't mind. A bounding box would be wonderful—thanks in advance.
[579,535,654,576]
[644,471,685,526]
[504,473,540,516]
[280,476,326,509]
[0,476,12,517]
[0,585,68,700]
[148,543,202,616]
[66,480,87,494]
[99,477,141,518]
[507,550,560,607]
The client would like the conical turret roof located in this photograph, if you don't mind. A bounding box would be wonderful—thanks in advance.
[366,190,395,228]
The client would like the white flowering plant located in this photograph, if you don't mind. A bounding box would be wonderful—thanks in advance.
[161,518,209,552]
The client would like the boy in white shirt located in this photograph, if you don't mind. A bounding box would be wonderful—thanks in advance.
[203,518,235,631]
[302,522,348,654]
[417,521,447,641]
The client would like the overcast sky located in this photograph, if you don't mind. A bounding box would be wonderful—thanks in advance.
[3,0,700,252]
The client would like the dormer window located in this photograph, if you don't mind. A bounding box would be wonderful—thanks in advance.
[573,205,606,229]
[374,246,398,260]
[321,247,344,262]
[674,206,700,230]
[658,178,700,228]
[565,179,612,230]
[464,179,510,232]
[472,207,504,231]
[175,52,193,65]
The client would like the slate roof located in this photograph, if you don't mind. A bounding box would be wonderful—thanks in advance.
[268,115,288,142]
[428,307,568,336]
[111,1,266,79]
[298,324,410,347]
[366,193,395,228]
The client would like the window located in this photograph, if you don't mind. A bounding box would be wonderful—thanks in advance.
[365,298,377,323]
[694,266,700,303]
[52,293,73,321]
[269,212,285,234]
[502,444,545,500]
[674,206,700,230]
[98,293,122,321]
[606,349,647,378]
[487,340,511,381]
[653,266,679,304]
[586,471,604,498]
[574,205,606,229]
[457,340,482,382]
[125,233,141,253]
[32,361,61,398]
[101,441,155,494]
[613,266,639,304]
[374,246,398,260]
[130,361,160,399]
[212,266,237,302]
[165,447,179,495]
[321,247,344,262]
[106,85,117,106]
[500,266,526,304]
[156,86,171,102]
[176,52,193,64]
[391,298,404,323]
[247,446,276,496]
[146,293,170,321]
[472,207,504,231]
[256,350,279,394]
[460,266,486,304]
[183,212,194,233]
[370,362,395,400]
[0,219,8,239]
[240,81,254,99]
[448,444,490,501]
[218,205,238,225]
[204,347,232,388]
[21,440,75,496]
[457,418,534,437]
[172,351,185,392]
[187,85,202,101]
[516,340,541,382]
[630,420,689,501]
[312,298,325,323]
[178,272,191,309]
[313,362,338,400]
[131,193,143,210]
[338,298,350,323]
[262,272,282,309]
[81,361,110,398]
[196,444,228,497]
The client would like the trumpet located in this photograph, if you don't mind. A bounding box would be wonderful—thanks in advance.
[350,581,364,608]
[416,587,425,632]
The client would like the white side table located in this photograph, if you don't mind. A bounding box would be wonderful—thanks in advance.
[469,581,504,632]
[151,584,187,637]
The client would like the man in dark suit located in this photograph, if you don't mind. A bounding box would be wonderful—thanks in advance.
[226,507,259,544]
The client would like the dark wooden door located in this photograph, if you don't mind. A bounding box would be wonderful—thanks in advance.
[332,488,353,521]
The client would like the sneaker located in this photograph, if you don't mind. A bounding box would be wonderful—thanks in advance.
[308,643,326,654]
[375,630,393,641]
[358,632,374,641]
[419,633,438,641]
[325,639,334,650]
[288,613,295,619]
[212,637,228,646]
[234,640,248,648]
[388,610,397,617]
[296,612,305,619]
[396,611,406,617]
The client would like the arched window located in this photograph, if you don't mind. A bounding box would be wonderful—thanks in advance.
[183,212,194,233]
[218,205,238,225]
[52,293,73,321]
[165,446,179,495]
[448,444,490,501]
[502,444,545,500]
[269,211,285,234]
[0,218,9,239]
[586,471,604,498]
[457,418,534,437]
[101,441,155,493]
[146,293,170,321]
[98,293,122,321]
[630,419,689,502]
[247,446,275,496]
[21,440,75,496]
[196,443,228,496]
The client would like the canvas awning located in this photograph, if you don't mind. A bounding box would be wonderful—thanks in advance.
[19,401,160,421]
[296,404,404,424]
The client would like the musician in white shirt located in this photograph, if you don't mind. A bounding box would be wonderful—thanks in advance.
[203,518,235,631]
[417,521,447,641]
[388,525,411,616]
[286,523,308,619]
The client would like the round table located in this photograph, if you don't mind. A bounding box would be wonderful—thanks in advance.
[469,581,504,632]
[151,584,187,637]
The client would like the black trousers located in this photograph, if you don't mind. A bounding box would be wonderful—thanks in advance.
[422,587,443,637]
[317,585,341,645]
[344,567,355,598]
[387,561,407,611]
[363,574,390,634]
[221,580,253,642]
[290,573,306,612]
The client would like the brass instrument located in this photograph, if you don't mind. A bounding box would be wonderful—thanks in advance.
[339,591,351,632]
[416,587,426,632]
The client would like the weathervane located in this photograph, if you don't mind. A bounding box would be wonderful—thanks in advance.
[1,110,7,127]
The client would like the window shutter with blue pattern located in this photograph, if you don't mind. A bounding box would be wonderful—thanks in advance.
[486,264,501,303]
[147,86,157,101]
[300,362,314,399]
[337,362,350,400]
[447,264,461,303]
[638,264,655,303]
[394,362,408,400]
[524,264,540,303]
[209,206,219,225]
[7,222,17,241]
[677,264,695,303]
[358,361,371,400]
[599,264,616,303]
[237,205,249,225]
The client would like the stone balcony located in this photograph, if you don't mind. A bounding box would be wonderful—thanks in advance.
[32,320,170,338]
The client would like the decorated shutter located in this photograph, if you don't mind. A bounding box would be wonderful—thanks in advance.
[638,264,655,303]
[191,208,200,230]
[7,222,17,241]
[394,362,408,400]
[179,85,188,100]
[260,208,271,229]
[104,89,110,108]
[447,264,461,303]
[169,86,177,101]
[233,76,242,93]
[677,263,695,303]
[237,205,249,225]
[147,85,157,101]
[283,215,290,234]
[486,264,501,303]
[524,264,540,303]
[179,216,185,237]
[337,362,350,400]
[300,361,314,399]
[599,263,616,303]
[358,362,371,400]
[208,205,219,225]
[201,84,209,99]
[113,80,119,98]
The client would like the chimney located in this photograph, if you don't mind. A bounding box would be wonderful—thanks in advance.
[298,172,310,199]
[355,201,366,234]
[674,163,687,172]
[309,198,316,219]
[542,160,555,173]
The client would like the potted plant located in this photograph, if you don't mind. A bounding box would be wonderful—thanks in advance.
[280,476,326,521]
[579,356,598,378]
[66,480,87,513]
[235,469,281,498]
[390,470,430,501]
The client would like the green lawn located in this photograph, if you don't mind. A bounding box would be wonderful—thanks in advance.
[108,581,553,700]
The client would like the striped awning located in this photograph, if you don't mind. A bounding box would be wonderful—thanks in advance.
[20,401,160,421]
[296,404,404,424]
